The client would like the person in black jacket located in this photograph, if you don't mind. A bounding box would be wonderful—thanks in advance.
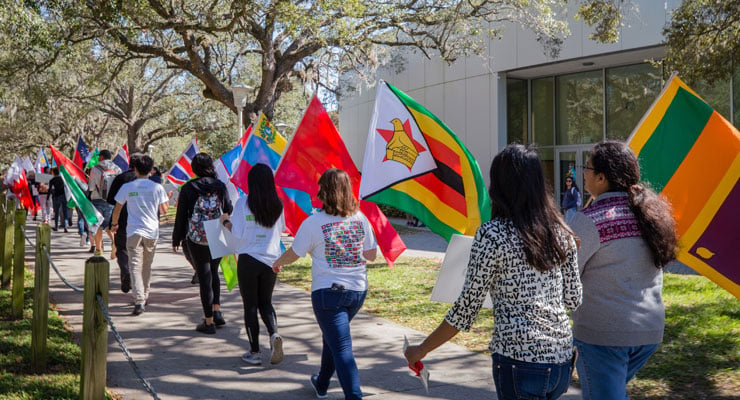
[106,153,143,293]
[172,153,233,334]
[48,167,68,232]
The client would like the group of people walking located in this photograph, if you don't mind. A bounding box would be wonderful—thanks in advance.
[35,139,675,400]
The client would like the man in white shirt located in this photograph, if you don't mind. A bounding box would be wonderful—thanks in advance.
[111,155,169,315]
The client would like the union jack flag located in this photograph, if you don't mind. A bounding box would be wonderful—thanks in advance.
[166,138,199,185]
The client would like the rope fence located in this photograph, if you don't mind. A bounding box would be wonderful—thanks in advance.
[18,221,160,399]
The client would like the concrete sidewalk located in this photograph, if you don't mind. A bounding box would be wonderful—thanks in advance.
[28,219,581,400]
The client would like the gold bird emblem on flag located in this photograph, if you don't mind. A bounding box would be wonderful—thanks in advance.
[385,118,420,169]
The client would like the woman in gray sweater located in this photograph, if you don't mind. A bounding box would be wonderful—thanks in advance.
[569,141,678,400]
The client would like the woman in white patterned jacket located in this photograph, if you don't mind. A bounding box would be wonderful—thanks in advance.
[405,144,582,400]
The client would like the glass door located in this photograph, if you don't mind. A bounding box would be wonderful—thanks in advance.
[555,147,591,214]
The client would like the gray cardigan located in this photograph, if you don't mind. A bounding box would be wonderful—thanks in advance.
[568,192,664,346]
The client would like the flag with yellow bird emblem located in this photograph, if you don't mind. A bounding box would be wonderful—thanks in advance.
[360,81,491,241]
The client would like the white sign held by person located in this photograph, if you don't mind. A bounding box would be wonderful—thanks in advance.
[430,234,493,308]
[203,219,238,259]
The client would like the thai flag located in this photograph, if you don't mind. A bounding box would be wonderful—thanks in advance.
[73,136,91,169]
[112,144,130,171]
[166,138,199,185]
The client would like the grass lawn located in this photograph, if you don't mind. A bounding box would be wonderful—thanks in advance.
[278,256,739,399]
[0,270,115,399]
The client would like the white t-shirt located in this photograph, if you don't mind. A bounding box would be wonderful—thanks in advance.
[291,210,377,292]
[114,178,169,239]
[230,196,285,266]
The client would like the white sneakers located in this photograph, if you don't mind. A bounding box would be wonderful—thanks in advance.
[241,351,262,365]
[270,333,284,365]
[242,333,283,366]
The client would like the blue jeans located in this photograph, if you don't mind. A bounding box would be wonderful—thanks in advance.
[574,339,659,400]
[311,288,366,400]
[492,353,573,400]
[52,195,68,229]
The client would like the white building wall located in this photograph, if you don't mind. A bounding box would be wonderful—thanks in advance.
[338,0,678,180]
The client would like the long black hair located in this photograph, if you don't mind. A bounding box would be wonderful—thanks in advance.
[589,141,677,267]
[247,164,283,227]
[489,144,573,272]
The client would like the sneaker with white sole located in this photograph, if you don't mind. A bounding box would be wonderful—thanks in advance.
[270,333,284,364]
[241,351,262,365]
[309,374,328,399]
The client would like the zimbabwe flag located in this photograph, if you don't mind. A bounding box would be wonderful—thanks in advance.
[628,74,740,299]
[359,81,490,241]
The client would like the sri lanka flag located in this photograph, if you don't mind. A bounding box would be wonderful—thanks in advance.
[359,81,491,242]
[166,138,199,185]
[49,146,103,233]
[628,74,740,299]
[230,113,287,192]
[112,144,130,171]
[73,136,91,169]
[275,95,406,267]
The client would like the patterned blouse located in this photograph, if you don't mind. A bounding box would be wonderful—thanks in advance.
[445,218,582,364]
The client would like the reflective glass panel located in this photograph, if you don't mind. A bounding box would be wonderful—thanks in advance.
[532,78,554,146]
[556,70,603,145]
[606,63,662,140]
[507,78,528,144]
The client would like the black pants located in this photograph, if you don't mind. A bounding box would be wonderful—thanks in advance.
[237,253,278,353]
[187,240,221,318]
[114,229,129,278]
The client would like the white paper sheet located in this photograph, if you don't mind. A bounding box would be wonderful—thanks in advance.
[203,218,238,259]
[430,234,493,308]
[403,335,429,393]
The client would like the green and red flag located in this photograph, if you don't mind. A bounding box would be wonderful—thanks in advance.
[359,81,491,242]
[49,145,103,233]
[628,74,740,299]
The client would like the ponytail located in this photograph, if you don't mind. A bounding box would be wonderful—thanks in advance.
[628,184,678,267]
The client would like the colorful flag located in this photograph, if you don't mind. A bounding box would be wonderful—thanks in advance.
[215,126,252,206]
[73,136,91,169]
[112,144,130,171]
[49,145,87,184]
[166,138,199,186]
[49,146,103,233]
[35,148,50,173]
[5,156,38,213]
[359,81,491,242]
[627,75,740,299]
[275,95,406,267]
[87,148,100,168]
[230,113,287,192]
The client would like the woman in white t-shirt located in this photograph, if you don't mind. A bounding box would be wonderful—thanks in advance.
[222,164,286,366]
[273,168,377,400]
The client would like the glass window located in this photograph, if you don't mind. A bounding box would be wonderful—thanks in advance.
[556,70,603,145]
[606,63,663,140]
[693,78,731,121]
[538,147,555,193]
[734,67,739,128]
[532,78,554,146]
[506,78,528,144]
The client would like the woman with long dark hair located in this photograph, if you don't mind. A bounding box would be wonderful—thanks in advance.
[569,141,677,400]
[405,144,582,399]
[222,163,286,365]
[173,152,233,334]
[273,168,377,400]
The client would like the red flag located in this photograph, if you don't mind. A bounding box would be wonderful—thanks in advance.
[49,145,88,184]
[6,156,38,213]
[275,96,406,267]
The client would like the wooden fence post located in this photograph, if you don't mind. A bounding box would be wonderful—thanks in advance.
[79,255,109,400]
[31,223,50,372]
[0,193,5,285]
[2,198,14,289]
[11,209,27,318]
